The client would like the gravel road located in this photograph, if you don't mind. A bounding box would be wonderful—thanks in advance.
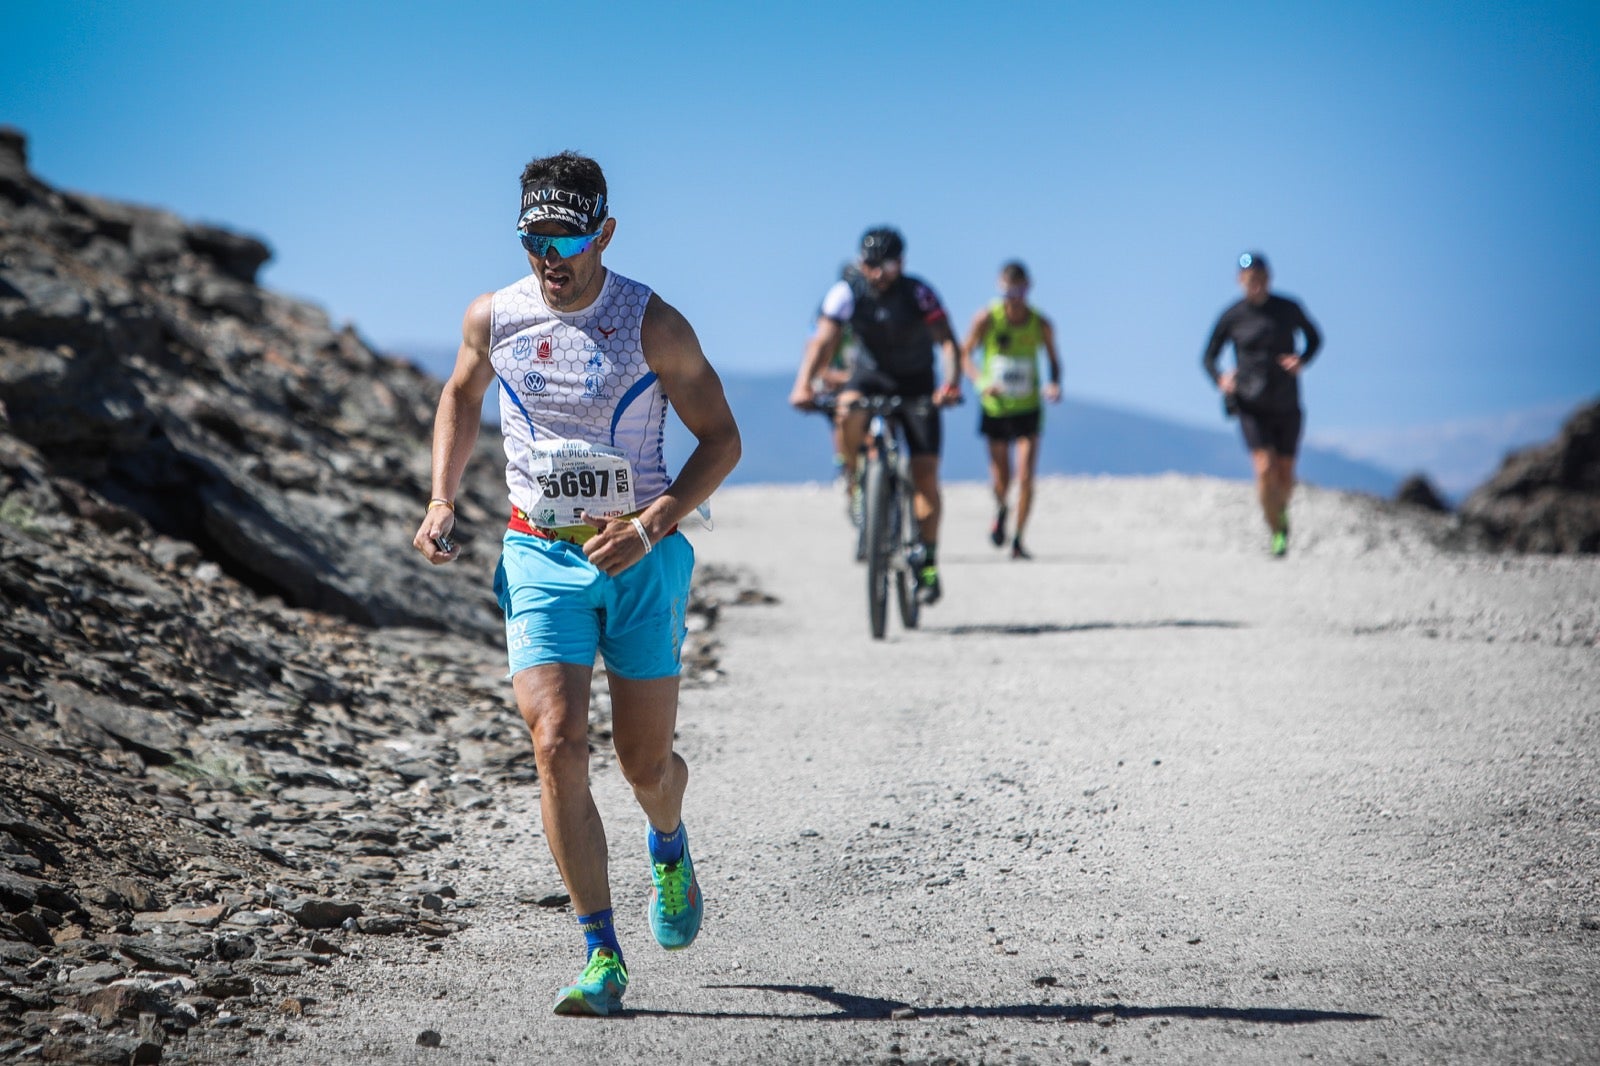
[250,476,1600,1066]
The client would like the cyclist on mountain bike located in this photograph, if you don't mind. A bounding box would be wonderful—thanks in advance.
[790,226,962,603]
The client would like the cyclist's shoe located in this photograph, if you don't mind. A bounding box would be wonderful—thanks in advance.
[648,839,703,950]
[847,483,864,528]
[1010,540,1032,561]
[989,504,1008,548]
[1270,529,1288,557]
[552,948,628,1016]
[917,565,942,605]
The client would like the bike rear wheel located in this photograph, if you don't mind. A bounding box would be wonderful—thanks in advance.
[862,454,892,639]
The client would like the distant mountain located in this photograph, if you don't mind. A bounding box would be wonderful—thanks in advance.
[384,348,1401,495]
[667,373,1402,496]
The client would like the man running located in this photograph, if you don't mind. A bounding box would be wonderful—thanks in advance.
[413,151,740,1016]
[1202,251,1322,557]
[960,261,1062,560]
[789,226,963,602]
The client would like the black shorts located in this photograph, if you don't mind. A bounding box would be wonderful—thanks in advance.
[1238,405,1304,457]
[979,409,1042,442]
[844,366,942,458]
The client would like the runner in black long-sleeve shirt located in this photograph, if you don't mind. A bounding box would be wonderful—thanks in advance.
[1202,251,1322,557]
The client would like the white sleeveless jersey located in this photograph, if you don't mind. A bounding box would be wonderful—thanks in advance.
[488,270,671,517]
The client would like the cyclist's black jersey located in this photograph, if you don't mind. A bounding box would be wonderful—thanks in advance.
[1202,294,1322,413]
[822,270,948,386]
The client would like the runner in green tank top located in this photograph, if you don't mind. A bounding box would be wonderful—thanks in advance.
[960,261,1062,559]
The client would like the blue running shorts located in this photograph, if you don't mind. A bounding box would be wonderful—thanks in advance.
[493,529,694,680]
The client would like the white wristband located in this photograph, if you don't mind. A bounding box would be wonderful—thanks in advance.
[629,517,653,554]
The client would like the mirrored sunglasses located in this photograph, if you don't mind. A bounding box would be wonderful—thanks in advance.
[517,228,604,259]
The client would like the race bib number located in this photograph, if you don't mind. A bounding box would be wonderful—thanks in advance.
[527,440,636,527]
[991,355,1037,400]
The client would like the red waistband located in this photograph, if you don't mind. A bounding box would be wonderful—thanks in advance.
[508,509,676,543]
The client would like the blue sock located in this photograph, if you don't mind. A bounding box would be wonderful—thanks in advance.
[576,908,622,963]
[648,822,686,865]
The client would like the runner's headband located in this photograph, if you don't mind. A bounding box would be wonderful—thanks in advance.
[518,185,607,235]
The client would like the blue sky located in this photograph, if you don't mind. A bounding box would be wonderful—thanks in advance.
[5,0,1596,491]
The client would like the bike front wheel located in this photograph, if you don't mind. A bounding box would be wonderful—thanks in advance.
[862,455,892,639]
[894,471,920,630]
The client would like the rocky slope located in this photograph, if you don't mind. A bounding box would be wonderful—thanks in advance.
[1459,398,1600,553]
[0,128,747,1063]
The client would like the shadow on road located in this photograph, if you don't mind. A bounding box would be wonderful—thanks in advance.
[628,983,1381,1024]
[924,619,1245,637]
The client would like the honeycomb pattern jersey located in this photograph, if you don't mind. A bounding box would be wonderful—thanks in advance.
[488,270,671,518]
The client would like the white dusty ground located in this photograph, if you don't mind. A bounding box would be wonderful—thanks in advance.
[253,476,1600,1066]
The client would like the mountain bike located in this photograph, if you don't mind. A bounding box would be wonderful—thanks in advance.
[851,395,932,639]
[806,394,932,638]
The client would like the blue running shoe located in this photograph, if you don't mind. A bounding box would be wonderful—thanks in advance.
[648,835,703,950]
[552,948,628,1016]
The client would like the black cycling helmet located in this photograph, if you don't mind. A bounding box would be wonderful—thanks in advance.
[859,226,905,265]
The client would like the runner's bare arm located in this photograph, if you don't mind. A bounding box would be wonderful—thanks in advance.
[1040,314,1063,402]
[583,294,740,575]
[791,316,844,408]
[960,309,991,385]
[932,317,963,404]
[413,293,497,563]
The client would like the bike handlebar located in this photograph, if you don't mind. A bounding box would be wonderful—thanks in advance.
[804,394,953,416]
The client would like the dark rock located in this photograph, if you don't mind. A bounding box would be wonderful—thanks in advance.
[213,933,256,961]
[0,936,41,966]
[117,938,194,975]
[10,910,52,946]
[64,961,126,985]
[284,898,362,930]
[0,869,42,911]
[354,914,412,935]
[40,1033,142,1064]
[197,974,254,1000]
[1459,399,1600,552]
[238,958,303,977]
[80,982,165,1024]
[0,125,28,186]
[133,1011,166,1064]
[1394,473,1450,513]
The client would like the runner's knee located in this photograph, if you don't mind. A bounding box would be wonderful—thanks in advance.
[529,726,589,779]
[616,746,676,795]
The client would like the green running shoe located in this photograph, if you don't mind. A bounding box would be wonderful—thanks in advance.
[917,565,942,605]
[648,836,703,950]
[1270,530,1288,557]
[552,948,628,1016]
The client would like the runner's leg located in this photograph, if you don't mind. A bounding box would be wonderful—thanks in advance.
[986,436,1010,546]
[910,454,941,545]
[1013,434,1039,549]
[835,392,868,519]
[988,436,1011,511]
[1265,452,1295,532]
[835,392,868,484]
[1249,448,1276,533]
[516,663,609,913]
[609,675,688,834]
[612,673,703,951]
